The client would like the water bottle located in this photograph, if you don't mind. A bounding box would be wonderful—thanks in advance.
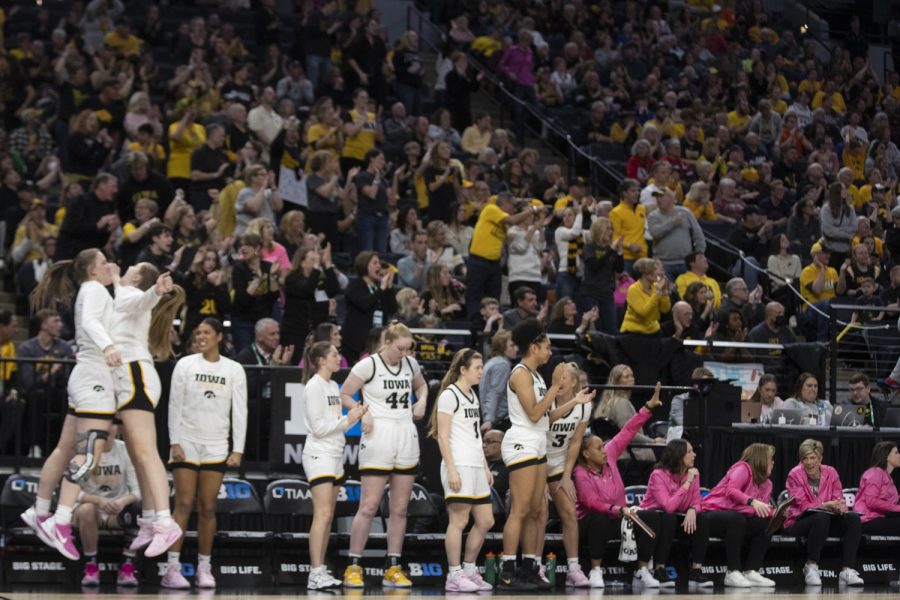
[484,553,497,585]
[545,553,557,588]
[817,401,826,426]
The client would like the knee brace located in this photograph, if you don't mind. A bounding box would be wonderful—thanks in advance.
[65,429,110,483]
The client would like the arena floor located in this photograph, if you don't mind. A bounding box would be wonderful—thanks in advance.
[2,589,900,599]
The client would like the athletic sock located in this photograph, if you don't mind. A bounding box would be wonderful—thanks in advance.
[167,552,180,567]
[501,555,515,563]
[55,505,73,526]
[122,554,135,564]
[154,509,172,525]
[198,554,211,568]
[141,509,155,521]
[35,497,51,517]
[84,553,98,564]
[568,557,580,569]
[463,562,476,576]
[388,553,401,567]
[449,565,462,573]
[349,554,361,566]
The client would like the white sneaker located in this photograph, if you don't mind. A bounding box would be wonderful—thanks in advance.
[724,570,752,588]
[308,567,342,590]
[632,566,661,588]
[743,570,776,587]
[589,567,605,588]
[839,568,864,587]
[803,564,821,586]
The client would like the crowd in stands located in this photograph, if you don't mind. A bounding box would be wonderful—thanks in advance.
[1,0,900,448]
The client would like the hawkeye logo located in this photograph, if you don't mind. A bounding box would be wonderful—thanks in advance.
[93,385,105,392]
[513,444,524,451]
[204,390,216,399]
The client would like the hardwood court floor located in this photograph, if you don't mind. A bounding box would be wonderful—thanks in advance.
[2,589,900,599]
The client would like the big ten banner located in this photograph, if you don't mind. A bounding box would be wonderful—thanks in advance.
[703,361,765,400]
[269,369,361,474]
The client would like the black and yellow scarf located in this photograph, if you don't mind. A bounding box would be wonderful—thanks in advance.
[567,235,583,275]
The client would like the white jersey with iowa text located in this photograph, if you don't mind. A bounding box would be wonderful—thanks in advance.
[79,439,141,501]
[436,384,484,467]
[546,400,589,477]
[350,353,422,421]
[303,374,347,457]
[168,354,248,453]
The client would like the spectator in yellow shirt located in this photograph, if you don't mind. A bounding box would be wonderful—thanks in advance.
[609,179,647,271]
[811,80,846,115]
[683,181,721,222]
[675,251,722,308]
[103,18,143,57]
[726,96,752,135]
[620,258,672,335]
[798,242,838,341]
[12,198,58,265]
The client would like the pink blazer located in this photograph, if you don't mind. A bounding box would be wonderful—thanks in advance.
[854,467,900,523]
[784,463,843,528]
[641,469,702,514]
[701,461,772,516]
[574,407,652,520]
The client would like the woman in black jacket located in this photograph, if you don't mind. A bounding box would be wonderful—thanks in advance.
[281,244,341,349]
[231,233,281,352]
[342,250,397,362]
[66,109,113,182]
[444,52,481,131]
[577,217,624,334]
[182,246,231,342]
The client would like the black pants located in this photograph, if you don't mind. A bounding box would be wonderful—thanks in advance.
[783,511,861,566]
[578,511,660,563]
[861,514,900,535]
[654,511,710,566]
[704,510,771,572]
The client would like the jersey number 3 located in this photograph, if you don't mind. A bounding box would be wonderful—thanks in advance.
[386,391,410,409]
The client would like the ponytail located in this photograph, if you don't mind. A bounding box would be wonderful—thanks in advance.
[303,341,334,383]
[427,347,482,439]
[30,260,75,312]
[30,248,105,312]
[149,285,186,361]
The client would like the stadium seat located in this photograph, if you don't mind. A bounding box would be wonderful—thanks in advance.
[623,485,648,508]
[263,478,312,542]
[883,407,900,427]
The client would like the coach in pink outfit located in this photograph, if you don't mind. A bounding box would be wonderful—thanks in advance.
[856,442,900,532]
[781,439,863,586]
[573,384,663,588]
[640,439,712,587]
[699,443,776,588]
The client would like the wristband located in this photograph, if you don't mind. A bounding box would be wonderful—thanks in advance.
[747,497,754,506]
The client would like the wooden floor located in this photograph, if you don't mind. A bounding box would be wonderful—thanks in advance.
[2,590,899,599]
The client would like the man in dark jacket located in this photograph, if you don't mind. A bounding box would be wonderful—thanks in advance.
[56,173,119,259]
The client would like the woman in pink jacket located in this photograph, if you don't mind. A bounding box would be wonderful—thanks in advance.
[855,442,900,534]
[781,439,863,586]
[573,383,663,589]
[699,443,776,588]
[640,439,712,588]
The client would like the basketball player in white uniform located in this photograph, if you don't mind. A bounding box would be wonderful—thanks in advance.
[498,318,567,591]
[109,263,185,559]
[428,348,495,593]
[541,362,593,587]
[164,318,248,590]
[302,341,366,590]
[24,249,122,562]
[74,422,141,587]
[339,322,428,588]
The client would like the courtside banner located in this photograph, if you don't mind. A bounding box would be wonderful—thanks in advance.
[268,369,361,474]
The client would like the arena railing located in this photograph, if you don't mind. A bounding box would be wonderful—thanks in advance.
[0,334,805,476]
[405,5,625,198]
